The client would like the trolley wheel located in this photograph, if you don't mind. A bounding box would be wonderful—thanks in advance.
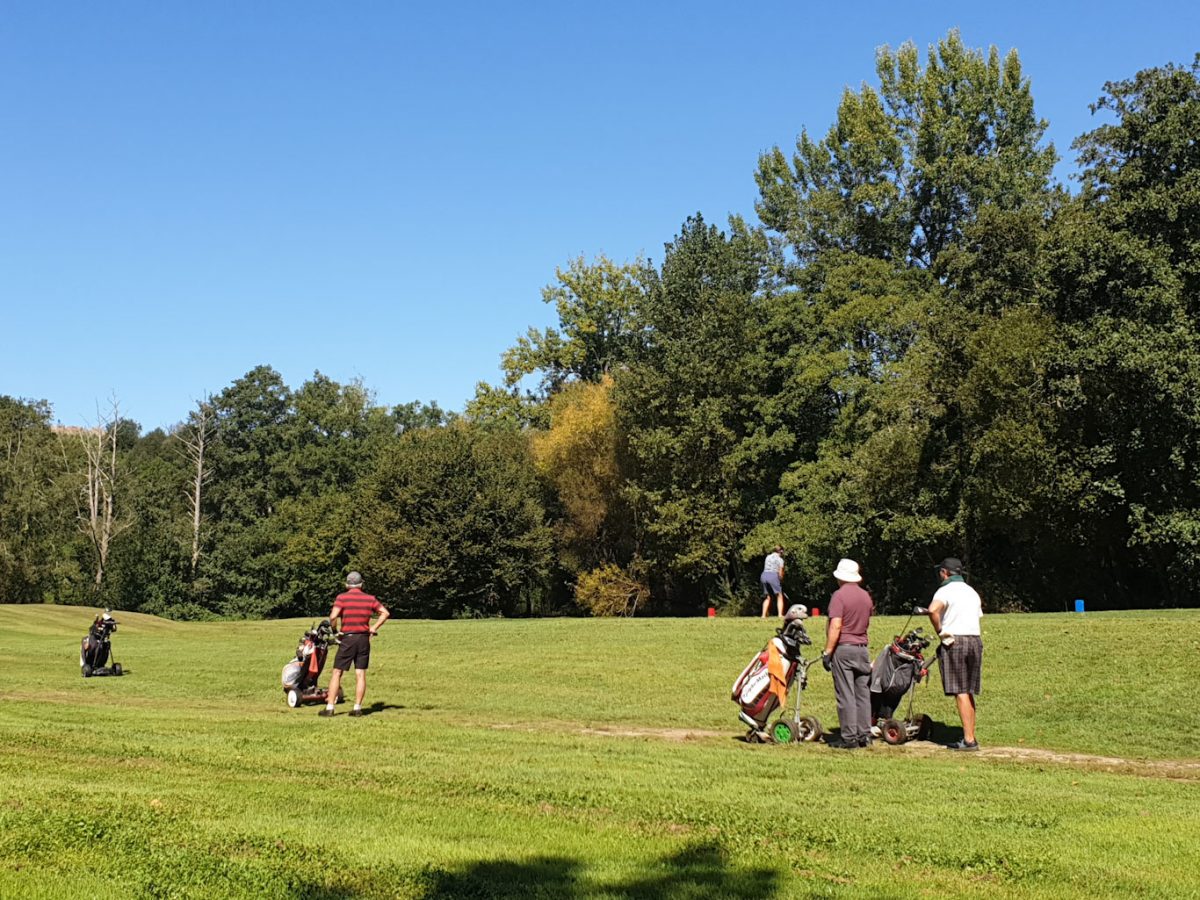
[770,718,797,744]
[82,664,92,678]
[112,663,123,676]
[881,717,907,745]
[286,689,301,708]
[797,715,823,742]
[913,713,932,740]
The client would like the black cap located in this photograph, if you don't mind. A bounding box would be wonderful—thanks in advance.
[935,557,964,575]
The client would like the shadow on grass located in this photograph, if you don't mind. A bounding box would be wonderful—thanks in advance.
[357,701,406,716]
[923,718,964,746]
[303,702,407,717]
[417,842,779,899]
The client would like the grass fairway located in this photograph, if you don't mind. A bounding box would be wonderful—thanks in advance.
[1,605,1198,899]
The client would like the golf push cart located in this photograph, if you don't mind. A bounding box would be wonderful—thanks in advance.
[80,609,123,677]
[732,604,823,744]
[281,619,344,708]
[869,625,937,744]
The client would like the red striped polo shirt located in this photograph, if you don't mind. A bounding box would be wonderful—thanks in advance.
[334,588,382,633]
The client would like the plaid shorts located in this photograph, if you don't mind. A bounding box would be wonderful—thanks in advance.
[939,635,982,696]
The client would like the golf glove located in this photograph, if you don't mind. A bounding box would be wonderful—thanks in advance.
[821,652,833,671]
[913,606,928,615]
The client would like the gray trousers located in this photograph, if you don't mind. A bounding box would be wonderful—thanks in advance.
[832,645,872,744]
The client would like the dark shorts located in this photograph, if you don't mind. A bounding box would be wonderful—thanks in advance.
[760,572,782,598]
[939,635,982,696]
[333,632,371,671]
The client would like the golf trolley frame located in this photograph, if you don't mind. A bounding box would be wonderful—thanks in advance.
[752,655,823,744]
[282,620,345,708]
[872,628,938,745]
[734,608,825,745]
[81,614,122,678]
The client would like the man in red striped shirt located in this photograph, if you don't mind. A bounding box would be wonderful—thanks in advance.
[320,571,390,717]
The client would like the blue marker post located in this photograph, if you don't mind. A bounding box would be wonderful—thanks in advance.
[1074,599,1085,613]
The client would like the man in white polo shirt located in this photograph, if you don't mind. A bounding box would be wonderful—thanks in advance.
[923,557,983,751]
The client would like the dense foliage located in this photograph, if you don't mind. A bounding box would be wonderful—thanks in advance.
[2,35,1197,616]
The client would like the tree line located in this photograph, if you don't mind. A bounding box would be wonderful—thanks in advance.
[3,33,1198,617]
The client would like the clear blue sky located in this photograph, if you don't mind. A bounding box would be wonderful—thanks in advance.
[3,2,1197,430]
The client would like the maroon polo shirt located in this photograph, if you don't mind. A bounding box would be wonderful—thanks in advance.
[828,583,874,645]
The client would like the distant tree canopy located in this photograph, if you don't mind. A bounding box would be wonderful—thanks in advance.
[356,424,554,618]
[3,37,1198,616]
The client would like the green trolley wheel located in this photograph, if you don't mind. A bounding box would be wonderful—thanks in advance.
[771,718,797,744]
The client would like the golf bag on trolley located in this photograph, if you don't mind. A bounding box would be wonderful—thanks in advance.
[281,619,343,708]
[731,605,823,743]
[869,627,935,744]
[80,609,122,677]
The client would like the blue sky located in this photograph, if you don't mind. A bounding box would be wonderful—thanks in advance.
[3,2,1197,430]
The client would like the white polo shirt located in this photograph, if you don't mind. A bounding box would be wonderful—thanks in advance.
[933,580,982,636]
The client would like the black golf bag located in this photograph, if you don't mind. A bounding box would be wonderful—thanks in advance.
[81,611,122,677]
[869,627,933,743]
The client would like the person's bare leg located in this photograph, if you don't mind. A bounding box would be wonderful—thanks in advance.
[761,595,770,618]
[956,693,976,743]
[355,669,367,707]
[777,595,785,617]
[325,668,344,710]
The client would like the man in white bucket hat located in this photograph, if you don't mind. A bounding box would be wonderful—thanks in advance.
[821,558,875,749]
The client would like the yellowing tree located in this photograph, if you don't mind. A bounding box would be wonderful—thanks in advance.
[531,376,627,574]
[573,563,649,617]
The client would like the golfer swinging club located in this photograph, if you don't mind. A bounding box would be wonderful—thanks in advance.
[320,571,390,718]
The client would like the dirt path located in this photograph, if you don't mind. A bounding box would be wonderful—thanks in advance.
[489,722,727,742]
[489,722,1200,780]
[967,744,1200,779]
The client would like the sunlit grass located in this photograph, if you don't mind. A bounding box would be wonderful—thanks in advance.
[0,605,1197,898]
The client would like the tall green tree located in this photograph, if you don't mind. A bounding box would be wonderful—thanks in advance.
[102,427,194,616]
[756,29,1056,270]
[198,366,294,616]
[268,374,396,617]
[616,215,771,608]
[749,31,1062,608]
[467,255,655,429]
[356,423,555,617]
[501,255,655,395]
[0,397,79,601]
[1044,55,1200,605]
[196,367,387,617]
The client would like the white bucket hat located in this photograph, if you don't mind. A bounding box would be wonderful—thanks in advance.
[832,558,862,583]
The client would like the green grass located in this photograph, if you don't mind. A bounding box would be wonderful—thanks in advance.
[1,604,1198,898]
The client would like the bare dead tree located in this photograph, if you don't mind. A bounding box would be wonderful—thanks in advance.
[78,398,133,588]
[176,398,215,579]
